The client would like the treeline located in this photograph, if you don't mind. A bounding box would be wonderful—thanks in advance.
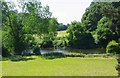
[67,2,120,49]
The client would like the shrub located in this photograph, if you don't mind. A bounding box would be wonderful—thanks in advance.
[2,47,11,57]
[106,40,120,54]
[33,47,41,55]
[53,37,68,48]
[67,21,95,49]
[41,40,53,48]
[10,55,23,61]
[65,53,86,57]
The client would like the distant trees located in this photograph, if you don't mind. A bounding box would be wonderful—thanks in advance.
[57,23,69,31]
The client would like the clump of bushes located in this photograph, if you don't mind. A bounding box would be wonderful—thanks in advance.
[106,40,120,54]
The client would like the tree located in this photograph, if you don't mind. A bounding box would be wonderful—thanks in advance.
[48,18,58,40]
[94,17,116,47]
[81,2,110,31]
[2,0,53,55]
[2,2,27,55]
[101,1,120,42]
[67,21,94,48]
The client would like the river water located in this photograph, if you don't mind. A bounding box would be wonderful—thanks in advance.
[40,48,106,54]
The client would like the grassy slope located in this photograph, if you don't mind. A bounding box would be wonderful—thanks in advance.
[57,31,68,37]
[2,56,117,76]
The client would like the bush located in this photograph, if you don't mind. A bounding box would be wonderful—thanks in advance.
[106,40,120,54]
[53,37,67,48]
[21,50,34,56]
[2,47,11,57]
[10,55,23,61]
[41,40,53,48]
[33,47,41,55]
[67,21,95,49]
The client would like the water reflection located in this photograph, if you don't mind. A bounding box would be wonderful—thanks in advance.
[40,48,105,54]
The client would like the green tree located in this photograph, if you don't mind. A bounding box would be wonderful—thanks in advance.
[81,2,110,31]
[2,0,53,55]
[2,2,27,55]
[101,1,120,41]
[67,21,94,48]
[48,18,58,40]
[94,17,116,47]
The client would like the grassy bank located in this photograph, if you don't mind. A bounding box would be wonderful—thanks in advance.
[2,56,117,76]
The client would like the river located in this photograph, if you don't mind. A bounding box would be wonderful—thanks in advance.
[40,48,106,54]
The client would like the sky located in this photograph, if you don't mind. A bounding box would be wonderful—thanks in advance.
[41,0,92,24]
[6,0,92,24]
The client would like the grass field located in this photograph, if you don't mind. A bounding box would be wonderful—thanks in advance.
[57,31,68,37]
[2,56,118,76]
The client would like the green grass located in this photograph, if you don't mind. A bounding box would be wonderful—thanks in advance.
[57,30,68,37]
[2,56,118,76]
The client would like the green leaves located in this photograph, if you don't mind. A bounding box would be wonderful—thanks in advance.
[94,17,115,47]
[67,21,94,48]
[106,40,120,54]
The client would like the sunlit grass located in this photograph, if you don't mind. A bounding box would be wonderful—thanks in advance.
[57,31,68,37]
[2,56,118,76]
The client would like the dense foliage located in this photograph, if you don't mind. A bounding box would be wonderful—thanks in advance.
[94,17,116,47]
[106,40,120,54]
[65,2,120,49]
[2,1,58,56]
[81,2,120,48]
[67,21,95,48]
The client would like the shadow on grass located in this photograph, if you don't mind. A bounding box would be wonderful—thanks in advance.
[41,52,66,60]
[41,56,66,60]
[1,56,36,62]
[11,57,36,62]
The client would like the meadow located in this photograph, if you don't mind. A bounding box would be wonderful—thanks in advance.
[2,56,118,76]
